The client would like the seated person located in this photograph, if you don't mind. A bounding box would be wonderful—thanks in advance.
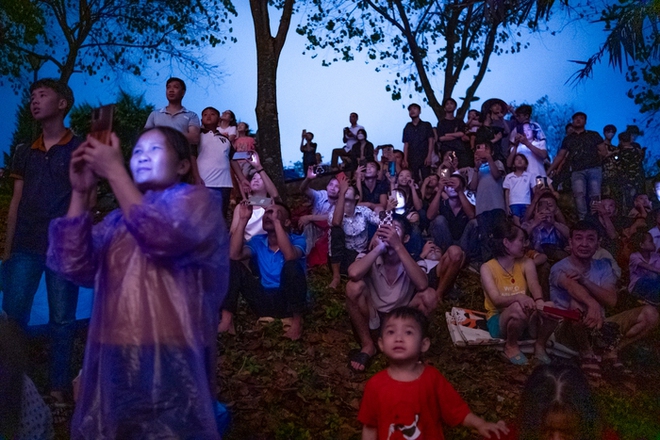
[354,161,388,210]
[480,222,557,365]
[417,241,465,302]
[623,193,654,237]
[345,215,437,372]
[229,153,280,241]
[298,166,340,258]
[348,128,375,171]
[628,232,660,306]
[328,176,379,289]
[220,202,307,340]
[391,169,424,258]
[648,208,660,251]
[550,221,659,376]
[523,192,569,263]
[586,196,623,257]
[358,307,508,440]
[427,174,477,256]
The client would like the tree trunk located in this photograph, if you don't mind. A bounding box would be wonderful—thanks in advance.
[249,0,294,197]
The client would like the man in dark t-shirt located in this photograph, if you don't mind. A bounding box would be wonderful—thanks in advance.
[548,112,608,219]
[436,98,471,168]
[402,103,435,182]
[3,79,80,403]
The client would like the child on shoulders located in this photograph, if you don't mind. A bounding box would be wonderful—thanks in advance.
[358,307,508,439]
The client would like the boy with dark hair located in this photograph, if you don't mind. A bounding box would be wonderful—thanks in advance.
[403,103,435,181]
[358,306,508,439]
[3,78,80,403]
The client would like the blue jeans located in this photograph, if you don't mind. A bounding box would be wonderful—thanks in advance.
[2,252,79,390]
[571,166,602,219]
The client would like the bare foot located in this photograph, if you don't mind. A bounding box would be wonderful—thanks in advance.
[218,310,236,335]
[327,277,341,290]
[283,316,303,341]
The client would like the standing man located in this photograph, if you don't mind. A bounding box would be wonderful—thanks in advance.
[403,103,435,181]
[548,112,608,219]
[3,79,80,404]
[331,112,364,170]
[145,77,202,181]
[435,98,470,168]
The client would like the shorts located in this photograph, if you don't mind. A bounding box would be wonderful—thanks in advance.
[509,204,528,219]
[487,314,501,338]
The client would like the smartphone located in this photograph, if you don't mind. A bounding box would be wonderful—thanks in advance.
[448,150,457,161]
[248,196,272,207]
[337,171,347,181]
[90,104,115,144]
[382,145,394,158]
[232,151,252,160]
[314,165,325,175]
[358,158,367,167]
[439,168,451,179]
[379,210,393,227]
[535,177,544,187]
[388,161,396,177]
[590,195,601,206]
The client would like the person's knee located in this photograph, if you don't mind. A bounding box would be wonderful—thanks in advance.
[445,245,465,266]
[640,305,659,330]
[431,215,449,230]
[507,302,526,320]
[346,280,366,301]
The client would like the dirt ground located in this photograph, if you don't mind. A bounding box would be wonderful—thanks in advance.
[2,188,659,439]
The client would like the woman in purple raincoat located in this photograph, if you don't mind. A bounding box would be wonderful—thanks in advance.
[47,127,227,439]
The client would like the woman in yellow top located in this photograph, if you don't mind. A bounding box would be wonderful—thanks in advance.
[480,222,557,365]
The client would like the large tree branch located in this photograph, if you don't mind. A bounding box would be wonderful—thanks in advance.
[459,20,499,117]
[363,0,406,34]
[274,0,295,56]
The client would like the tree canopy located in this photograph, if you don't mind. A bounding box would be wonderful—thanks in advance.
[570,0,660,126]
[0,0,237,87]
[298,0,565,120]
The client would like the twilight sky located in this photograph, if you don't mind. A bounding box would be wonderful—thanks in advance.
[0,2,649,168]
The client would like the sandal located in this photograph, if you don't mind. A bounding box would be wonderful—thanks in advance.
[348,349,373,373]
[581,357,602,379]
[535,352,552,365]
[501,351,528,366]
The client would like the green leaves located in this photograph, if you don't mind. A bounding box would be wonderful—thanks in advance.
[0,0,238,88]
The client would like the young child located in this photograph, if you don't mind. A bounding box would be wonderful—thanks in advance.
[358,307,509,439]
[503,153,533,224]
[628,232,660,306]
[47,127,227,438]
[523,193,570,262]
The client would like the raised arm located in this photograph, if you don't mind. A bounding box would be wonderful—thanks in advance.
[230,202,253,261]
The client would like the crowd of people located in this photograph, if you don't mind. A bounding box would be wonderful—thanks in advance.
[1,76,659,439]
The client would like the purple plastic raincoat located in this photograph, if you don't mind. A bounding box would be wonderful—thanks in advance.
[47,184,228,439]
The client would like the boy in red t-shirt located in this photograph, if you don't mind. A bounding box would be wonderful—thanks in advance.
[358,307,509,439]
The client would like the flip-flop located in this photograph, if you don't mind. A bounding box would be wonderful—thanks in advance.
[581,358,602,379]
[501,351,528,366]
[348,349,373,373]
[535,352,552,365]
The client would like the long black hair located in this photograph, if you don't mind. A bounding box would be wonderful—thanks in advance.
[518,364,602,440]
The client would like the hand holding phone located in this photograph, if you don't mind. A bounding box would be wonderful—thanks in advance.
[90,105,115,145]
